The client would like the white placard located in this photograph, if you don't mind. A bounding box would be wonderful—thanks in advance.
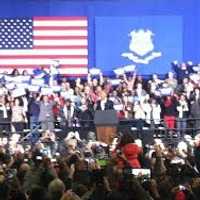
[114,68,124,75]
[5,83,15,90]
[14,76,30,83]
[4,75,14,82]
[34,72,46,79]
[172,60,178,65]
[31,78,45,86]
[12,88,26,98]
[192,66,200,72]
[28,85,40,92]
[123,65,136,72]
[15,83,29,89]
[89,68,101,75]
[21,75,31,82]
[109,79,121,85]
[41,87,53,95]
[52,86,61,92]
[160,87,173,96]
[187,61,193,65]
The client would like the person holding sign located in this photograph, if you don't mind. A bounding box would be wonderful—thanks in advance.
[28,93,40,133]
[0,95,11,133]
[11,98,26,133]
[38,95,55,132]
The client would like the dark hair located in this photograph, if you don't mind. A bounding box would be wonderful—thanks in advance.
[119,132,135,147]
[22,70,28,76]
[14,97,23,106]
[107,191,128,200]
[11,68,20,76]
[65,99,72,104]
[29,186,47,200]
[0,182,9,200]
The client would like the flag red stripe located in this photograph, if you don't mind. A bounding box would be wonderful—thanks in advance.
[33,45,87,49]
[34,16,87,21]
[0,64,87,68]
[33,36,87,40]
[0,17,88,75]
[0,55,87,59]
[34,26,87,30]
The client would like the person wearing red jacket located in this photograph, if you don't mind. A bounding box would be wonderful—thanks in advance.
[113,132,142,169]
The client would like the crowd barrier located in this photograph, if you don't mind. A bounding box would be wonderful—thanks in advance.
[0,117,199,138]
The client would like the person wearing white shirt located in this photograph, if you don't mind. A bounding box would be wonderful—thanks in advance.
[182,78,194,99]
[0,96,10,133]
[134,101,145,120]
[12,98,26,133]
[135,83,146,102]
[61,82,74,99]
[142,96,152,125]
[176,94,189,137]
[151,99,161,126]
[148,74,163,94]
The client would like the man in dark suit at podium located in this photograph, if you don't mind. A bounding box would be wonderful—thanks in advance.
[95,91,116,144]
[96,91,114,110]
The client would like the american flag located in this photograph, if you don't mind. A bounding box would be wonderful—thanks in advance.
[0,17,88,75]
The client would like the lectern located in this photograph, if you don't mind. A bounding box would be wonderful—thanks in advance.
[94,110,118,144]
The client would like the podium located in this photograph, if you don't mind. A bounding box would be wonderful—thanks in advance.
[94,110,118,144]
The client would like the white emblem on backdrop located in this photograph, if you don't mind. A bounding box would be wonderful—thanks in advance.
[122,29,162,64]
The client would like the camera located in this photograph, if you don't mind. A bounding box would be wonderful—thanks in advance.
[179,185,186,190]
[36,156,42,160]
[123,168,151,182]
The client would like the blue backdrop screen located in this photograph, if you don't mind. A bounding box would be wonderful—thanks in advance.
[95,16,183,75]
[0,0,200,76]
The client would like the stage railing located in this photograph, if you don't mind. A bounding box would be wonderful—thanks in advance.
[0,117,199,136]
[0,117,198,147]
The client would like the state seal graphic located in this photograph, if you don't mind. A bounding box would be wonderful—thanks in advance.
[122,29,162,64]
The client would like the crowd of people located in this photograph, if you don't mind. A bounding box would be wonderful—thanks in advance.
[0,61,199,136]
[0,61,200,199]
[1,128,200,200]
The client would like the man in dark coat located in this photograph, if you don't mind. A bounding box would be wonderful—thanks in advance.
[96,91,114,110]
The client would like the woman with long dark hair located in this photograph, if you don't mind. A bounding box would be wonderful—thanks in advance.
[114,132,142,169]
[0,95,11,133]
[11,68,20,76]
